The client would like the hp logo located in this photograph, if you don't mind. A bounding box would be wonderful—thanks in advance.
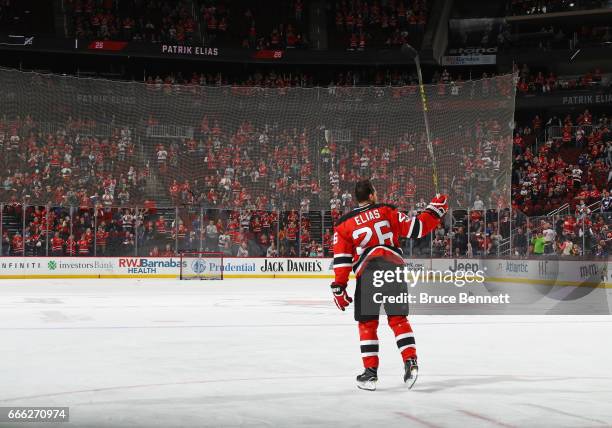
[192,259,207,274]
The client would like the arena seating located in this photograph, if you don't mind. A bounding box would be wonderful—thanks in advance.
[329,0,428,51]
[515,66,610,94]
[0,67,609,258]
[64,0,309,48]
[512,111,610,213]
[145,67,420,88]
[66,0,197,42]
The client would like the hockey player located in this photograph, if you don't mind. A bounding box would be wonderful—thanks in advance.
[331,179,447,390]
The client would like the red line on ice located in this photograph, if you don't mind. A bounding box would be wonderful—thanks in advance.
[458,409,517,428]
[396,411,443,428]
[521,403,608,425]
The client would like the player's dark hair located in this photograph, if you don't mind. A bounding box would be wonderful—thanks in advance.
[354,179,375,203]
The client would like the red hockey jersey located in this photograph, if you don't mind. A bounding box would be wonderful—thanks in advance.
[333,203,440,284]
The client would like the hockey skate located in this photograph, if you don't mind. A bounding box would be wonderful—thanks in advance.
[403,358,418,389]
[356,367,378,391]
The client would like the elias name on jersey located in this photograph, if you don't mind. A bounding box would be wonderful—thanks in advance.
[354,209,381,225]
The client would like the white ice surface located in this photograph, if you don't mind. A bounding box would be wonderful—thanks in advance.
[1,278,611,428]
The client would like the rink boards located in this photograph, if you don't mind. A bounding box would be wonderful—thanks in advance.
[0,256,610,288]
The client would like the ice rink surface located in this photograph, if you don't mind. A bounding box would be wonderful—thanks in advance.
[1,278,612,428]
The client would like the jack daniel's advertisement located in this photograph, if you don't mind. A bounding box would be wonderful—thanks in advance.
[261,259,323,273]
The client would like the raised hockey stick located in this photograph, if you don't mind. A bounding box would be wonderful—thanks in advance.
[401,43,440,196]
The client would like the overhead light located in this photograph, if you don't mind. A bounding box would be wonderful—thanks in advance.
[569,2,575,6]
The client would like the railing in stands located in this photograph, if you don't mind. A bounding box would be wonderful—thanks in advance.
[545,124,595,141]
[38,121,119,138]
[548,202,570,216]
[589,200,602,213]
[145,124,194,139]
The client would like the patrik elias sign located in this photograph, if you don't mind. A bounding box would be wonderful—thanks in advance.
[161,44,219,56]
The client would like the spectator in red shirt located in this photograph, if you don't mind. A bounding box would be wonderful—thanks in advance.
[161,243,174,257]
[51,232,64,256]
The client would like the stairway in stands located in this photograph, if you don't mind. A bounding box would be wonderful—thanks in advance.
[306,211,323,246]
[1,210,22,239]
[322,210,334,235]
[145,174,173,208]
